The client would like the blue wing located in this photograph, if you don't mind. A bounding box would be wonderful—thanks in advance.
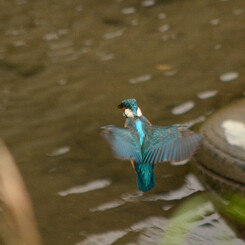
[101,125,142,162]
[142,125,203,164]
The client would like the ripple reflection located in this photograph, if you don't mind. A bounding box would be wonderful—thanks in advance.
[57,179,111,196]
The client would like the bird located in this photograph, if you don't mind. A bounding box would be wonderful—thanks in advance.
[101,98,203,192]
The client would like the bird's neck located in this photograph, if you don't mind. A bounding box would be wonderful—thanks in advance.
[134,119,145,146]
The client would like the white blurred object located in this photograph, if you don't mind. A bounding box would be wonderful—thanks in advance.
[129,74,152,84]
[171,101,195,115]
[46,146,70,156]
[220,72,239,82]
[58,179,111,196]
[222,120,245,150]
[197,90,218,99]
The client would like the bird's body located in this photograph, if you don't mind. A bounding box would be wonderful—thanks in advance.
[101,99,203,192]
[126,116,155,191]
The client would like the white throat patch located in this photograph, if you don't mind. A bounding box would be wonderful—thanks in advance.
[137,107,142,117]
[124,108,134,118]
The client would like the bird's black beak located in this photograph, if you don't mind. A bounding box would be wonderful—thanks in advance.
[117,103,123,109]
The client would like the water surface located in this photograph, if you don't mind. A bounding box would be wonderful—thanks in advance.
[0,0,245,244]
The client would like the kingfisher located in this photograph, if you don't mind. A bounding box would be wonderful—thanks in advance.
[101,98,203,192]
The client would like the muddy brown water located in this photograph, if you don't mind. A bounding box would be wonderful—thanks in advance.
[0,0,245,244]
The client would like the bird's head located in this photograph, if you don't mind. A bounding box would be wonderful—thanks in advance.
[118,98,142,118]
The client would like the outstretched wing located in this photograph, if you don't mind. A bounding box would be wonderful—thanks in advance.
[101,125,142,162]
[142,125,203,164]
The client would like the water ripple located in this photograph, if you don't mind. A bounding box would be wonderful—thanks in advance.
[103,29,124,39]
[49,40,73,50]
[142,0,156,7]
[159,24,169,33]
[233,9,244,15]
[197,90,218,100]
[47,146,70,157]
[185,116,206,128]
[131,216,166,232]
[90,200,125,212]
[43,33,59,41]
[144,174,203,201]
[220,72,239,82]
[76,230,127,245]
[129,74,152,84]
[214,44,222,50]
[158,13,166,19]
[171,101,195,115]
[57,179,111,196]
[121,7,136,15]
[209,19,220,26]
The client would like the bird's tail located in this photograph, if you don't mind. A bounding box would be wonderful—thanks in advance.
[135,163,155,192]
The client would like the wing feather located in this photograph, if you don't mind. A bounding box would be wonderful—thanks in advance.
[143,125,203,164]
[101,125,142,162]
